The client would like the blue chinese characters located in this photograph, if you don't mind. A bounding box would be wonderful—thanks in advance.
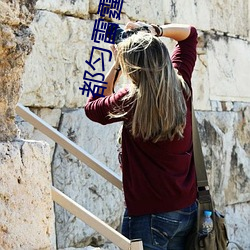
[79,0,124,97]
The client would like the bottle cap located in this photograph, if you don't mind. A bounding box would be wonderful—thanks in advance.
[204,210,212,217]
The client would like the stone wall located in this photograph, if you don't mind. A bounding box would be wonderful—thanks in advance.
[17,0,250,249]
[0,140,56,249]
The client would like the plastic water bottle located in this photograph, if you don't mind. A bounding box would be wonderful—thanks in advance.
[201,210,213,235]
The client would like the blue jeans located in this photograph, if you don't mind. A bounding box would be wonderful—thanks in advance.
[121,202,197,250]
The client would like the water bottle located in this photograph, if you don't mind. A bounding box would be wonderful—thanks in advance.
[201,210,213,235]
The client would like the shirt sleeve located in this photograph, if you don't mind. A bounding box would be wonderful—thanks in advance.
[171,26,198,86]
[84,88,129,125]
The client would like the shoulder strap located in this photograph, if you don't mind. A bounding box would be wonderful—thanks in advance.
[191,106,209,189]
[192,106,214,209]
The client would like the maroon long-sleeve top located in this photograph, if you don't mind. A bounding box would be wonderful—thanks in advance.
[85,27,198,216]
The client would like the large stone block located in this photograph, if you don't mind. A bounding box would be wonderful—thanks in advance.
[226,202,250,250]
[249,0,250,40]
[89,0,165,24]
[162,0,248,38]
[0,140,55,249]
[20,10,115,108]
[210,0,248,38]
[122,0,165,24]
[206,34,250,103]
[0,0,35,141]
[52,109,124,248]
[163,0,210,30]
[196,109,250,211]
[191,30,250,110]
[195,108,250,249]
[36,0,90,17]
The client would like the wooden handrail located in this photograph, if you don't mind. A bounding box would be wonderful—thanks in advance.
[52,187,127,249]
[16,103,122,190]
[52,187,143,250]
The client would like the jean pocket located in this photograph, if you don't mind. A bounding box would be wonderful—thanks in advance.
[151,214,181,248]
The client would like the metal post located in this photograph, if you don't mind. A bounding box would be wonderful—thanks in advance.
[130,239,144,250]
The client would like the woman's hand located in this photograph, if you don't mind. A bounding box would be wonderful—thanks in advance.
[110,44,119,67]
[125,21,142,30]
[125,21,157,36]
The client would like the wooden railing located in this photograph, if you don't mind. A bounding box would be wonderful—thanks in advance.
[16,103,143,250]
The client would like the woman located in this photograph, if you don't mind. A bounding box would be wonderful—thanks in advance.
[85,21,198,250]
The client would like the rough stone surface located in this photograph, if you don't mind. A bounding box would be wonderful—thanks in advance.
[36,0,89,18]
[16,107,62,161]
[19,10,110,108]
[206,34,250,103]
[53,109,123,248]
[210,0,248,38]
[0,0,35,141]
[88,0,165,24]
[196,108,250,211]
[0,140,56,249]
[225,202,250,250]
[163,0,249,38]
[191,31,250,110]
[195,108,250,249]
[122,0,165,24]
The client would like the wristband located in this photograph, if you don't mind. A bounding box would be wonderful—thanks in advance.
[151,24,163,37]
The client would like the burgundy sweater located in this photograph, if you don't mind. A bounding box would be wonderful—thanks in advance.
[85,27,198,216]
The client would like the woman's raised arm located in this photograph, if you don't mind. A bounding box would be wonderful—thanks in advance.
[160,24,191,41]
[125,21,192,41]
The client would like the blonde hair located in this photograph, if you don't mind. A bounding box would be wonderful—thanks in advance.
[114,33,190,142]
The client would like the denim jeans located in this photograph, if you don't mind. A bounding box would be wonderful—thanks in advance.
[121,201,197,250]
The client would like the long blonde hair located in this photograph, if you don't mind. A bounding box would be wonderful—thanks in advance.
[114,32,190,142]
